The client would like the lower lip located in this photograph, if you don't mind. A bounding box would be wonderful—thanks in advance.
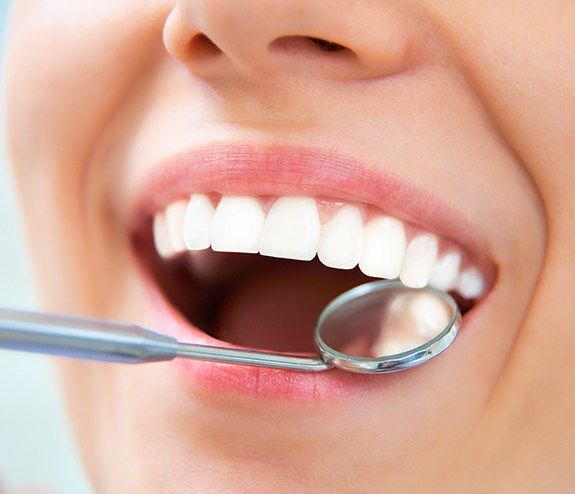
[143,269,479,402]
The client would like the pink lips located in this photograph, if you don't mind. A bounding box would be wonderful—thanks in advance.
[131,143,492,401]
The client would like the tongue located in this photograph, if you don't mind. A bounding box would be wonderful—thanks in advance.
[214,259,368,353]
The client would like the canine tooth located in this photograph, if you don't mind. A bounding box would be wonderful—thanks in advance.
[429,251,461,291]
[359,216,406,278]
[211,196,265,253]
[183,194,215,250]
[400,234,439,288]
[457,267,485,299]
[165,200,187,253]
[259,196,320,261]
[318,206,363,269]
[153,212,174,259]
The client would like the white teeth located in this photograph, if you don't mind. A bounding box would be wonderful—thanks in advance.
[259,196,320,261]
[429,251,461,291]
[211,196,265,253]
[359,216,406,278]
[400,234,439,288]
[153,193,486,300]
[457,267,485,299]
[164,200,188,253]
[183,194,215,251]
[152,212,174,259]
[318,206,363,269]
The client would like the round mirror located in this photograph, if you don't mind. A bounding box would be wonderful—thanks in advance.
[314,280,461,373]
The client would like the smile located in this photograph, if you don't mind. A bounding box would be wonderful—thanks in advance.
[130,143,496,400]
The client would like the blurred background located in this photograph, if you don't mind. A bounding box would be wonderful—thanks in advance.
[0,3,92,493]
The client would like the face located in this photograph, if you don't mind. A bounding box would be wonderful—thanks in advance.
[5,0,575,491]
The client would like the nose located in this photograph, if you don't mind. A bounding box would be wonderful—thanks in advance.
[163,0,424,82]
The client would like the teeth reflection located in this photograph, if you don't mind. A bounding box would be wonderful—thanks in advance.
[372,292,450,356]
[409,293,451,337]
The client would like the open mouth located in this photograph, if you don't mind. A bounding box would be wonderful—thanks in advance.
[130,145,494,361]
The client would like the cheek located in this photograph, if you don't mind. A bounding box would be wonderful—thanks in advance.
[4,0,170,309]
[425,0,575,206]
[5,0,168,173]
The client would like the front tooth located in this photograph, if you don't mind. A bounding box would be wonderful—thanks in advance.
[429,251,461,291]
[259,196,320,261]
[211,196,265,253]
[457,267,485,299]
[153,212,174,259]
[359,216,406,278]
[164,200,187,253]
[318,206,363,269]
[399,233,439,288]
[183,194,215,251]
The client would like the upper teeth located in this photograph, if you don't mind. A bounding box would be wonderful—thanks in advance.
[260,197,320,261]
[152,194,485,297]
[183,194,215,250]
[399,233,438,289]
[211,196,265,254]
[359,216,406,279]
[318,205,363,269]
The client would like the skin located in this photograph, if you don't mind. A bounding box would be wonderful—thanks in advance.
[4,0,575,492]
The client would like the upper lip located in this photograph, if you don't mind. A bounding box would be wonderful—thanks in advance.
[130,142,495,278]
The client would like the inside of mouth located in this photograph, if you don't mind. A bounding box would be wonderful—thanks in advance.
[147,248,475,354]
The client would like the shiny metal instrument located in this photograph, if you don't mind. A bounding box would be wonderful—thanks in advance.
[0,280,461,374]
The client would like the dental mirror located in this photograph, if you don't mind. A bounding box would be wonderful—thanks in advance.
[314,280,461,373]
[0,280,461,374]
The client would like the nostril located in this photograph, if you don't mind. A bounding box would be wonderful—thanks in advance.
[188,33,223,60]
[270,35,356,60]
[306,37,346,53]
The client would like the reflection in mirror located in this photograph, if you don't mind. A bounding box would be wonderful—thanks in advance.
[318,287,451,358]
